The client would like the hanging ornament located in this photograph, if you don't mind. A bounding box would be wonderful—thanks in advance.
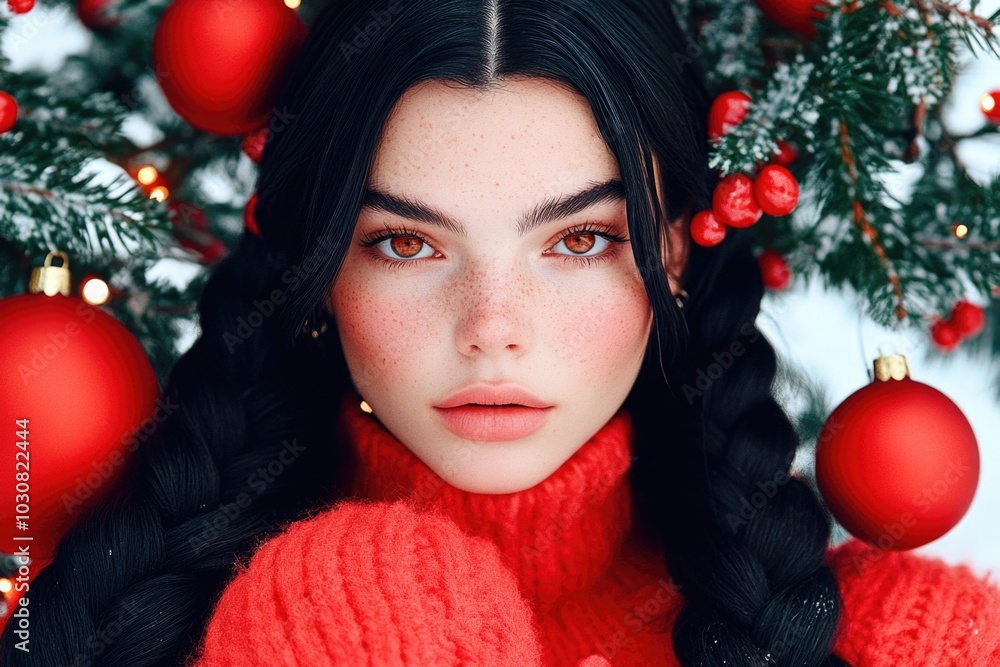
[76,0,124,31]
[0,91,19,134]
[152,0,307,136]
[815,353,979,550]
[757,248,791,290]
[754,165,800,216]
[753,0,827,37]
[0,252,160,562]
[980,91,1000,126]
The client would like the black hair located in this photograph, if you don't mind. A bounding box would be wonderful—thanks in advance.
[1,0,850,664]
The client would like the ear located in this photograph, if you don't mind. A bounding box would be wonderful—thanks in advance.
[652,155,691,299]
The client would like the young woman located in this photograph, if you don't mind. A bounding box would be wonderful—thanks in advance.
[5,1,1000,665]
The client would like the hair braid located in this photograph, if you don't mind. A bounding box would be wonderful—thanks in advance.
[629,231,850,666]
[1,237,350,666]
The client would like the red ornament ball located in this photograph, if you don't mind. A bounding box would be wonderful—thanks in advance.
[708,91,752,139]
[76,0,124,30]
[754,165,800,217]
[0,292,160,561]
[244,192,263,238]
[0,91,19,134]
[690,210,727,247]
[930,318,961,351]
[242,126,270,164]
[757,248,791,290]
[754,0,828,37]
[981,91,1000,126]
[949,300,985,337]
[712,173,762,228]
[152,0,307,136]
[816,359,979,550]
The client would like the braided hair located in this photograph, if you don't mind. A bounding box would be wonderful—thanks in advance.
[1,0,850,664]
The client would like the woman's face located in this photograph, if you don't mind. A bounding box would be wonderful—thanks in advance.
[329,77,679,494]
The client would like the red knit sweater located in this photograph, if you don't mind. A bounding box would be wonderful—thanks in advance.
[190,393,1000,666]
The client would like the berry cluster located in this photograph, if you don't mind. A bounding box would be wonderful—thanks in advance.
[930,300,986,351]
[691,91,801,248]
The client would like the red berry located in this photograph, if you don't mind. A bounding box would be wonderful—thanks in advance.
[754,165,799,217]
[773,141,798,166]
[690,210,727,247]
[930,318,961,351]
[77,0,123,30]
[0,91,19,134]
[712,174,762,228]
[8,0,34,13]
[244,192,262,238]
[708,91,752,139]
[242,126,269,164]
[758,249,791,290]
[949,300,985,337]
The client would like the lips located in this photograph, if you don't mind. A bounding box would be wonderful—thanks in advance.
[435,383,552,410]
[434,383,553,441]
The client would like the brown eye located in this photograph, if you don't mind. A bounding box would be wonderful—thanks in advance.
[390,235,424,258]
[563,232,596,254]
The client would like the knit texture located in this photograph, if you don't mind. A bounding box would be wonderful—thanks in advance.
[191,391,1000,666]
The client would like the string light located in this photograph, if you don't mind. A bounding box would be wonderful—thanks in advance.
[952,223,968,239]
[149,185,169,202]
[284,0,301,7]
[81,276,111,306]
[136,165,159,185]
[0,578,11,594]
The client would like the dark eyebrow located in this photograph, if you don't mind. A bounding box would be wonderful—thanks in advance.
[360,178,625,237]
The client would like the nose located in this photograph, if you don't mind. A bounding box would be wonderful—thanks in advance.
[454,260,534,358]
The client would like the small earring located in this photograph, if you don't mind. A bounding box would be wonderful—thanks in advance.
[301,310,329,339]
[674,289,689,310]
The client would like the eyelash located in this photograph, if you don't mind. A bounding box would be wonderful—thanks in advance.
[357,222,630,270]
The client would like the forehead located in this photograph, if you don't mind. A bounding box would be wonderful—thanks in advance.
[367,77,620,205]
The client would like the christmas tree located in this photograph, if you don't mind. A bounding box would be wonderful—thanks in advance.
[0,0,998,626]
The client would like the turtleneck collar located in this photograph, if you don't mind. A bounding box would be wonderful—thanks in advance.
[334,389,636,615]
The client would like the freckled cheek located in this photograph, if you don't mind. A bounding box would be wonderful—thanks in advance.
[331,280,432,386]
[550,281,651,365]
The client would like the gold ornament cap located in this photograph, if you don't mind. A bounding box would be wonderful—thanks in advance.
[873,352,910,381]
[29,251,72,297]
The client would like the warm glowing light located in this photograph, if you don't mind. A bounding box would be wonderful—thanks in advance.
[981,94,997,114]
[149,186,169,202]
[953,223,968,238]
[136,165,159,185]
[82,277,111,305]
[0,579,12,594]
[360,400,373,413]
[284,0,301,7]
